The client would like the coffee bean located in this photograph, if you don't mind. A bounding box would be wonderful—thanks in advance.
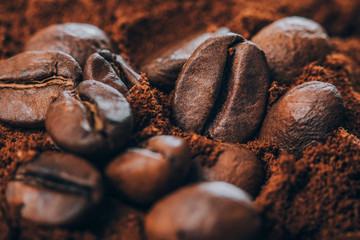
[25,23,112,67]
[141,27,229,90]
[259,81,345,154]
[46,80,133,157]
[105,135,191,204]
[195,144,263,197]
[145,182,261,240]
[0,51,81,127]
[6,152,102,226]
[84,50,140,96]
[252,16,330,85]
[174,33,270,143]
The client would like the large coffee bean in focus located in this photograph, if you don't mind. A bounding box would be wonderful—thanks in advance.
[145,182,261,240]
[141,27,229,90]
[0,51,81,127]
[46,80,133,157]
[174,33,270,143]
[84,50,140,96]
[196,144,264,197]
[252,16,330,85]
[6,152,102,226]
[259,81,345,154]
[25,23,112,67]
[105,135,191,204]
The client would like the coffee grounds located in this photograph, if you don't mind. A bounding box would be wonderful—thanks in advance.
[255,128,360,239]
[0,0,360,239]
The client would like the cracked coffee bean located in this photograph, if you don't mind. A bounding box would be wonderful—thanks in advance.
[145,182,261,240]
[195,144,263,197]
[25,23,112,67]
[174,33,270,143]
[6,152,102,226]
[141,27,229,90]
[84,50,140,96]
[259,81,345,154]
[105,135,191,205]
[46,80,133,157]
[0,51,81,127]
[252,16,330,85]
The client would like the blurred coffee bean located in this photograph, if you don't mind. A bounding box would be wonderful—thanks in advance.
[83,50,140,96]
[46,80,133,157]
[6,152,102,226]
[252,16,330,85]
[25,23,112,67]
[260,81,345,154]
[196,144,263,197]
[105,135,191,204]
[145,182,261,240]
[174,33,270,143]
[0,51,81,127]
[141,27,229,90]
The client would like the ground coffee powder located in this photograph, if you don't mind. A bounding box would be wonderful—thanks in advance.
[0,0,360,239]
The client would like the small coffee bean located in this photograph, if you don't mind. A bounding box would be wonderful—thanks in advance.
[25,23,112,67]
[0,51,81,127]
[174,33,270,143]
[46,80,133,157]
[84,50,140,96]
[195,144,263,197]
[145,182,261,240]
[6,152,102,226]
[259,81,345,154]
[105,135,191,204]
[252,16,330,85]
[141,27,229,90]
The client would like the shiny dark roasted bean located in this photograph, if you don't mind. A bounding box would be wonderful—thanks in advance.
[141,27,229,90]
[259,81,345,154]
[145,182,261,240]
[83,50,140,96]
[25,23,112,67]
[0,51,81,127]
[46,80,133,157]
[174,33,270,143]
[6,152,102,226]
[105,135,191,205]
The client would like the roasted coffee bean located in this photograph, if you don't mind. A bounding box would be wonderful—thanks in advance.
[25,23,112,67]
[195,144,263,197]
[145,182,261,240]
[174,33,270,143]
[252,16,330,85]
[141,27,229,90]
[46,80,133,157]
[105,135,191,204]
[84,50,140,96]
[6,152,102,226]
[0,51,81,127]
[260,81,345,154]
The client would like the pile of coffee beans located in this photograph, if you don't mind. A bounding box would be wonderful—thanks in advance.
[1,16,345,239]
